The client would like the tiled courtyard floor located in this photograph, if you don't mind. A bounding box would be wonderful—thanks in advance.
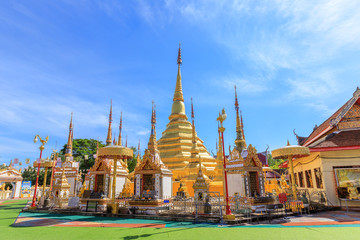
[2,199,360,240]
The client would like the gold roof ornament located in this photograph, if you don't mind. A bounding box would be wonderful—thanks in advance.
[148,101,158,155]
[190,97,200,158]
[118,112,122,146]
[234,86,246,152]
[136,140,141,167]
[106,100,113,146]
[170,44,186,119]
[193,156,209,190]
[65,112,74,158]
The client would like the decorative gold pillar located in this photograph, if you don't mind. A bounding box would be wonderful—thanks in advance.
[112,156,118,214]
[43,167,48,196]
[288,155,297,200]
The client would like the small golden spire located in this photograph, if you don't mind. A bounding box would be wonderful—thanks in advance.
[65,112,73,157]
[240,110,245,141]
[234,86,246,152]
[173,44,184,102]
[125,135,128,147]
[118,112,122,146]
[113,133,116,145]
[177,42,182,65]
[190,97,199,158]
[287,140,290,146]
[136,140,141,167]
[148,101,158,154]
[106,100,113,146]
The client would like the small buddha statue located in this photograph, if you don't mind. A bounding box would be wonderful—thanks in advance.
[347,183,360,200]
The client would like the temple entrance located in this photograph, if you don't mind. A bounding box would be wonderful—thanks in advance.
[249,171,259,197]
[143,174,154,191]
[95,174,104,193]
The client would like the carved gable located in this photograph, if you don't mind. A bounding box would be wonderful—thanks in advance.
[339,103,360,130]
[244,144,262,168]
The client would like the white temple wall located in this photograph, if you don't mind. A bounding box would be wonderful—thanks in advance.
[162,176,172,199]
[227,173,245,197]
[14,181,22,198]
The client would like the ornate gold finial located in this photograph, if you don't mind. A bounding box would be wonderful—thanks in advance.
[136,140,141,167]
[190,97,199,158]
[177,42,182,65]
[148,101,158,154]
[113,133,116,145]
[106,100,113,146]
[287,140,290,146]
[173,45,184,102]
[234,86,246,151]
[118,112,122,146]
[125,135,128,147]
[65,113,73,158]
[240,110,245,141]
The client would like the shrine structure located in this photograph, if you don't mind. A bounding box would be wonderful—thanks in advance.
[132,102,172,201]
[225,87,266,199]
[52,113,81,198]
[81,102,133,212]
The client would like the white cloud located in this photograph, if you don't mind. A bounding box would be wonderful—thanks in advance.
[219,77,268,94]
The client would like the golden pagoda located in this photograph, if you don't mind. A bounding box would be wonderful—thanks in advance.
[157,45,217,179]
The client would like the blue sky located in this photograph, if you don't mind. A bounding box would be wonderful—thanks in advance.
[1,0,360,166]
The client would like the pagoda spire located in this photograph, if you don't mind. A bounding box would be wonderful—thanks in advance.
[125,135,128,147]
[136,140,141,167]
[65,112,73,158]
[240,110,246,141]
[118,112,122,146]
[148,101,158,154]
[106,100,113,146]
[170,44,187,120]
[234,86,246,152]
[190,98,199,158]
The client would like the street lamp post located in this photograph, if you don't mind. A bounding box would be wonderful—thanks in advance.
[217,108,233,217]
[32,135,48,208]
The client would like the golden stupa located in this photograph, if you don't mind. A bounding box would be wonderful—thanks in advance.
[157,45,217,180]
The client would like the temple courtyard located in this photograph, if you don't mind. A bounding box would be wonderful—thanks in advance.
[1,199,359,240]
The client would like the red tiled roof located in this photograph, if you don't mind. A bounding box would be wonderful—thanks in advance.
[303,98,353,146]
[312,129,360,148]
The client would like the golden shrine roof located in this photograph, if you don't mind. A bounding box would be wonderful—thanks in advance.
[98,145,133,158]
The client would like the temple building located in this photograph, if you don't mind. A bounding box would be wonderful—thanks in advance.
[84,102,130,199]
[133,102,172,200]
[225,87,265,198]
[290,87,360,208]
[53,113,81,197]
[157,46,217,183]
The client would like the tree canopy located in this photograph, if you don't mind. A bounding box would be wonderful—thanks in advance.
[59,138,138,177]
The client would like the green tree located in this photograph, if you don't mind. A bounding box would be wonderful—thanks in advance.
[22,166,52,186]
[267,154,286,169]
[59,138,105,178]
[127,146,138,173]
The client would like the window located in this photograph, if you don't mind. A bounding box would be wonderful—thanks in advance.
[314,168,323,188]
[305,170,313,188]
[294,173,299,186]
[298,172,304,188]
